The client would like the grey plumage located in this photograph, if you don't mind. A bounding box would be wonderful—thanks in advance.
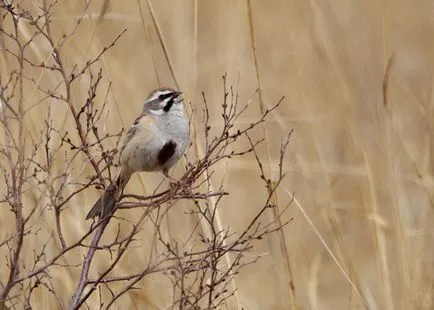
[85,88,189,220]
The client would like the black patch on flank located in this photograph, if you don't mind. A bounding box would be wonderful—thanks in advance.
[158,140,177,165]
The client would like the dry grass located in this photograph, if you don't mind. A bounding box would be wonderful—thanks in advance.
[1,0,434,309]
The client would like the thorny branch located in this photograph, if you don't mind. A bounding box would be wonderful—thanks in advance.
[0,2,293,309]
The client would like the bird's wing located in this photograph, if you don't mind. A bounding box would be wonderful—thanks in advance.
[119,112,156,158]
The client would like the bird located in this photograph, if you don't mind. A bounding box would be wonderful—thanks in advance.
[85,87,190,220]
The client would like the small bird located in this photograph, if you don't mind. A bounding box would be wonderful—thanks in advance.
[85,88,190,220]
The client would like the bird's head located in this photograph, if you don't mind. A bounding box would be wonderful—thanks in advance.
[144,88,184,115]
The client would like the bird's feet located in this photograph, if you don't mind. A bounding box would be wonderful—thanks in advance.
[163,170,180,188]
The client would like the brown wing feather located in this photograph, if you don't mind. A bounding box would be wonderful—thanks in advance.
[120,113,145,154]
[86,112,157,220]
[119,112,156,160]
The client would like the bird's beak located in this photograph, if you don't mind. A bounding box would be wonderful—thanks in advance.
[174,91,183,101]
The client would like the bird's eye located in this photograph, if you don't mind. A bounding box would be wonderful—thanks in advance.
[159,92,173,101]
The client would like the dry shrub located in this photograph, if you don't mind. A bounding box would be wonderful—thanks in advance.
[0,2,291,309]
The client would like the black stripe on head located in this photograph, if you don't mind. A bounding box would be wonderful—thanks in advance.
[158,140,177,165]
[162,91,181,112]
[163,98,174,112]
[159,92,174,101]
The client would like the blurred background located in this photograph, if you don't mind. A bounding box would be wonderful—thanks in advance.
[2,0,434,309]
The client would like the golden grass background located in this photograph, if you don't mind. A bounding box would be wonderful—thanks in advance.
[1,0,434,309]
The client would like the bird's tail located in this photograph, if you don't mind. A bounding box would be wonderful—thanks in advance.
[85,168,131,220]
